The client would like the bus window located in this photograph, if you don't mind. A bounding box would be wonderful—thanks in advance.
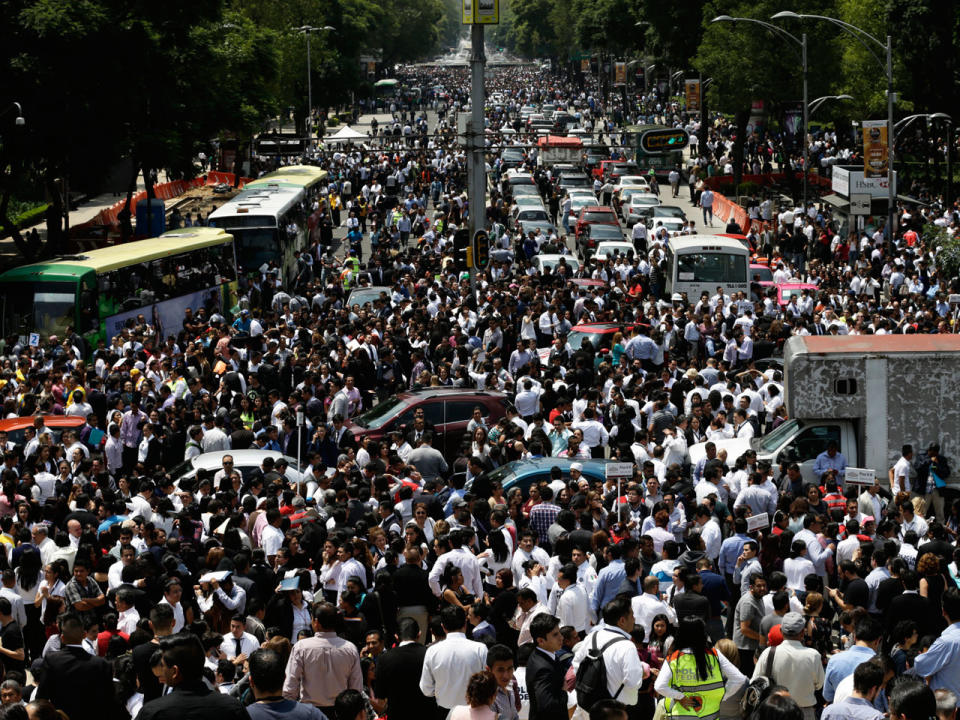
[676,252,747,285]
[2,282,76,338]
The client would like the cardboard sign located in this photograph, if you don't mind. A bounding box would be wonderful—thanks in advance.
[28,333,39,347]
[845,467,876,486]
[747,512,769,532]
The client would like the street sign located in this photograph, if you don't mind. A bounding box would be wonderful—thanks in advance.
[463,0,498,24]
[850,193,871,215]
[605,462,634,480]
[638,127,689,154]
[845,467,876,486]
[746,512,769,532]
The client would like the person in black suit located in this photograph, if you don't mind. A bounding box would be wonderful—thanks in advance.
[137,633,249,720]
[36,613,119,720]
[674,570,711,626]
[885,569,932,638]
[374,618,437,720]
[527,614,568,720]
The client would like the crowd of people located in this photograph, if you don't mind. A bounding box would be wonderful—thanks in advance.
[0,63,959,720]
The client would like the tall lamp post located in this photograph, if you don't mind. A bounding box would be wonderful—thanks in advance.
[772,12,895,237]
[297,25,335,148]
[711,16,808,209]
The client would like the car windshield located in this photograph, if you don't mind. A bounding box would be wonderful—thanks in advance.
[352,396,405,429]
[519,210,549,221]
[758,418,802,453]
[582,211,615,222]
[676,252,747,284]
[590,225,623,239]
[751,266,774,283]
[1,281,77,338]
[568,331,603,351]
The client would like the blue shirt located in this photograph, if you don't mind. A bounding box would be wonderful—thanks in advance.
[718,533,749,577]
[823,645,876,702]
[813,450,847,480]
[820,696,884,720]
[591,559,626,614]
[697,569,730,616]
[913,622,960,699]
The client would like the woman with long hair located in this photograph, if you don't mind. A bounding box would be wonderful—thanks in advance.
[16,547,43,659]
[647,613,676,659]
[654,617,746,719]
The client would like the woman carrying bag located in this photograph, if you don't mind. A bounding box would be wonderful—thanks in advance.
[654,617,747,720]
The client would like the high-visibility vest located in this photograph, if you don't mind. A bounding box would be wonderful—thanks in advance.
[662,649,726,720]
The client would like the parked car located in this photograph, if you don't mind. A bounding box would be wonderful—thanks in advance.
[0,416,86,447]
[622,193,662,226]
[168,450,308,489]
[347,388,508,457]
[467,457,618,498]
[579,223,626,259]
[532,254,581,275]
[574,206,620,237]
[593,241,636,262]
[346,286,391,309]
[538,322,638,365]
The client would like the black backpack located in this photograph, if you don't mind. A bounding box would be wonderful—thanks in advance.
[575,633,630,710]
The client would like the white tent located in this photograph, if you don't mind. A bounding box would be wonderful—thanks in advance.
[325,125,368,143]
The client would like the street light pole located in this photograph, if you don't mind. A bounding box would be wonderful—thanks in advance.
[711,17,807,208]
[469,22,486,296]
[773,12,896,237]
[297,26,335,149]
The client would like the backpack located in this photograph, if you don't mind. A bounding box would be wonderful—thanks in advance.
[741,645,777,719]
[575,632,630,710]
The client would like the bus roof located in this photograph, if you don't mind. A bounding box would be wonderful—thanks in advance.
[537,135,583,149]
[0,228,233,281]
[666,235,750,253]
[245,165,327,190]
[208,183,306,224]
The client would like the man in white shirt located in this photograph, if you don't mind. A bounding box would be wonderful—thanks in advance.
[420,606,488,715]
[554,564,591,633]
[116,589,140,635]
[631,576,678,641]
[572,597,649,709]
[694,505,722,562]
[220,615,261,664]
[889,445,913,495]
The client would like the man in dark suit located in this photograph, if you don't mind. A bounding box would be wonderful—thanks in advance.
[374,618,436,720]
[674,570,711,626]
[137,633,249,720]
[885,569,932,637]
[527,614,568,720]
[37,613,119,720]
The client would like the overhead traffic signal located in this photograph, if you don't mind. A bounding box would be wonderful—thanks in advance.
[638,127,689,153]
[473,230,490,269]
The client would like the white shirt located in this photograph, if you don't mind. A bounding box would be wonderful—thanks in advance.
[699,518,722,561]
[556,583,591,633]
[655,647,745,700]
[572,624,649,706]
[631,592,677,643]
[784,556,816,590]
[419,632,488,709]
[220,631,260,660]
[261,524,284,558]
[118,607,141,635]
[892,456,912,494]
[429,547,484,598]
[159,598,185,633]
[127,494,153,523]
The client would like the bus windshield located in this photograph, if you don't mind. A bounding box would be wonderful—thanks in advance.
[676,252,747,284]
[2,281,76,338]
[231,228,280,274]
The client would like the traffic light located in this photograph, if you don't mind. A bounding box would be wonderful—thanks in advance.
[454,229,473,271]
[638,127,689,153]
[473,230,490,269]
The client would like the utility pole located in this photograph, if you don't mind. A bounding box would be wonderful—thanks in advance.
[468,23,486,295]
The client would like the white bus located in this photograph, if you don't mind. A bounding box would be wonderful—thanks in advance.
[208,165,327,285]
[663,235,750,301]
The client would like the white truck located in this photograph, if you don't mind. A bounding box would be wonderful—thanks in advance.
[689,335,960,488]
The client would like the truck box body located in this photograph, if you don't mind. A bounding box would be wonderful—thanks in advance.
[783,335,960,477]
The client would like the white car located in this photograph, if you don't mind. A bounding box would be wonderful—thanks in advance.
[532,254,581,274]
[169,450,311,494]
[623,193,662,225]
[615,175,651,192]
[593,241,636,261]
[647,216,685,234]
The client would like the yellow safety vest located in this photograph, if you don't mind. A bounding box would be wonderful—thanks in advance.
[663,649,726,720]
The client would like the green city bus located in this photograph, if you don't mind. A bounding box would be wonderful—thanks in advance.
[0,227,238,350]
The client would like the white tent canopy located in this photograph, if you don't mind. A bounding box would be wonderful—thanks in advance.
[325,125,368,143]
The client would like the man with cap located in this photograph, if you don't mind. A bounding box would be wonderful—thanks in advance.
[752,612,824,720]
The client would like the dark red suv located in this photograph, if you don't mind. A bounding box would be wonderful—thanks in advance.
[347,388,508,457]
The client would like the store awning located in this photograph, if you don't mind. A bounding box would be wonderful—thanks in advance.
[821,194,849,211]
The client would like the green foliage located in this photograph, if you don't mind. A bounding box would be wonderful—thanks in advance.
[12,204,49,229]
[929,223,960,280]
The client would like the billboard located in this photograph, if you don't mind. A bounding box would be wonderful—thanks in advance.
[862,119,889,178]
[463,0,499,24]
[684,80,700,111]
[614,62,626,85]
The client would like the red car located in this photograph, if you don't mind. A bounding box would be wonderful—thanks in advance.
[574,206,620,237]
[0,415,87,446]
[347,388,507,457]
[538,322,640,365]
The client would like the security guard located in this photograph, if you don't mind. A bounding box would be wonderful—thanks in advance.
[654,617,746,720]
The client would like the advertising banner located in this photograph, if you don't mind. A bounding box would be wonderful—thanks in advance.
[463,0,499,24]
[614,62,627,85]
[862,120,889,178]
[684,79,700,111]
[581,59,591,73]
